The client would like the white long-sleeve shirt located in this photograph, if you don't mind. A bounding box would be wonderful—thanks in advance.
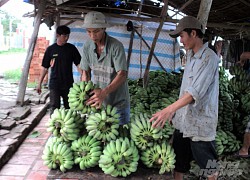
[172,43,220,141]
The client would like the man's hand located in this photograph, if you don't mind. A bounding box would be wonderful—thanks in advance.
[36,84,42,95]
[86,88,107,109]
[149,105,175,128]
[236,60,245,67]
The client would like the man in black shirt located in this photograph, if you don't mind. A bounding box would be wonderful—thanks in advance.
[37,25,81,115]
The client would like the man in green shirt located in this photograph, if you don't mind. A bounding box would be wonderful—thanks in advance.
[80,11,130,125]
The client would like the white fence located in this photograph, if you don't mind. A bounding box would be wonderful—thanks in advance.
[64,20,181,82]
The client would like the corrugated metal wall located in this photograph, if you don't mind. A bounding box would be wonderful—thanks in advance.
[63,20,181,82]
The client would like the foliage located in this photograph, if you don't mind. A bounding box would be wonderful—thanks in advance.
[27,82,38,88]
[0,48,27,55]
[0,10,21,36]
[3,68,21,82]
[3,69,40,88]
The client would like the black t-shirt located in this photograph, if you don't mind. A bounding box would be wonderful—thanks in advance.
[42,43,81,90]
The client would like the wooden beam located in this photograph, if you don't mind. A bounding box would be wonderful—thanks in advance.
[16,0,47,105]
[207,22,250,31]
[134,28,167,73]
[143,0,169,87]
[238,0,250,7]
[57,14,250,33]
[127,29,135,72]
[64,20,75,26]
[210,1,239,12]
[137,0,144,16]
[57,6,160,18]
[197,0,213,31]
[170,0,194,18]
[0,0,9,7]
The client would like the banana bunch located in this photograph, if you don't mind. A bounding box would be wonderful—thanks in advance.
[148,70,183,93]
[68,81,97,114]
[215,130,227,155]
[159,97,176,109]
[219,66,230,92]
[132,101,150,115]
[161,122,175,141]
[215,130,241,155]
[130,113,162,150]
[234,115,250,138]
[228,65,250,94]
[140,142,176,174]
[241,93,250,113]
[71,135,102,170]
[218,90,234,131]
[85,104,120,142]
[223,131,242,153]
[99,137,139,177]
[145,86,163,103]
[46,108,83,142]
[129,70,182,116]
[42,137,74,172]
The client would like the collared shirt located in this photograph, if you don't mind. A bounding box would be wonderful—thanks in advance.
[80,33,130,109]
[172,43,220,141]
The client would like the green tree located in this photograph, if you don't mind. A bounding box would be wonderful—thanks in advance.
[0,10,20,36]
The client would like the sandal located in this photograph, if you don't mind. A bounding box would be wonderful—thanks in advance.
[233,151,250,158]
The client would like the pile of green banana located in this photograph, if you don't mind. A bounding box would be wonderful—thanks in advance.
[140,142,176,174]
[129,71,182,115]
[148,70,182,94]
[219,67,230,92]
[130,113,162,150]
[234,115,250,138]
[85,104,120,142]
[42,137,74,172]
[99,137,139,177]
[68,81,97,114]
[223,131,242,154]
[241,93,250,113]
[71,135,102,170]
[215,130,241,155]
[218,90,234,131]
[229,65,250,94]
[46,108,83,142]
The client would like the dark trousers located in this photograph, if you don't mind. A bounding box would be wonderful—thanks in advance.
[49,88,70,115]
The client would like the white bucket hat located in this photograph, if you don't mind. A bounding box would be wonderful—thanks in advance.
[82,11,111,28]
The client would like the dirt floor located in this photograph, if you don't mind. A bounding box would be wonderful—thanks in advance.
[47,164,174,180]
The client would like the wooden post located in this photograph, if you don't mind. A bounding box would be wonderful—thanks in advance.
[127,29,135,72]
[16,0,47,105]
[197,0,213,32]
[134,28,167,72]
[170,0,194,18]
[143,0,169,87]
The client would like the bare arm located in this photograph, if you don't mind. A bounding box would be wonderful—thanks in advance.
[81,69,91,82]
[150,92,194,128]
[239,52,250,67]
[102,70,127,96]
[77,64,83,76]
[37,67,48,94]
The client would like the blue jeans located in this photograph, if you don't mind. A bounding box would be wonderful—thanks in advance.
[117,105,130,125]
